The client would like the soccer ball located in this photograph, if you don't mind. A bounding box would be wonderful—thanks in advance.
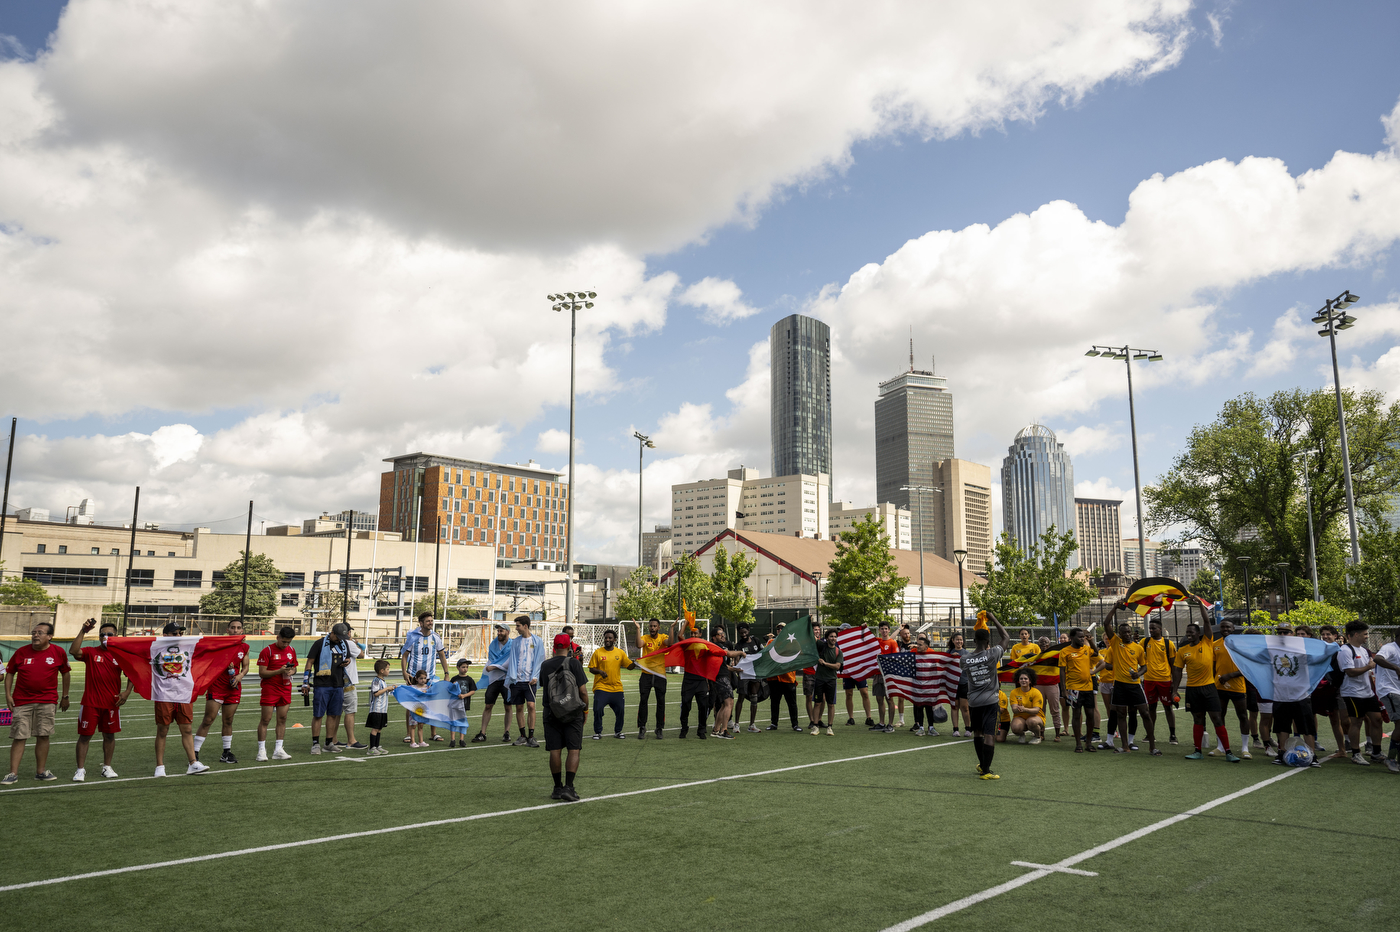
[931,706,949,724]
[1283,745,1314,767]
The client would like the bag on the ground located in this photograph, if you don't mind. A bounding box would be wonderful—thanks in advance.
[548,661,586,721]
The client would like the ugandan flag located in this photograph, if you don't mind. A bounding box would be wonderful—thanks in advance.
[1125,576,1188,617]
[997,643,1065,686]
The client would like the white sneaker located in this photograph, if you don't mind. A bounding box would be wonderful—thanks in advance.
[72,768,86,782]
[154,765,167,778]
[1352,753,1371,766]
[187,761,210,775]
[255,749,268,761]
[310,743,323,755]
[1018,735,1027,744]
[100,765,118,778]
[1030,736,1043,745]
[272,748,292,760]
[747,724,759,733]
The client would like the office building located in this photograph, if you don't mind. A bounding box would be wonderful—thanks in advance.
[1122,538,1165,578]
[831,502,912,549]
[1075,498,1124,575]
[641,525,671,570]
[671,467,830,557]
[875,360,954,554]
[933,458,993,575]
[1001,424,1078,567]
[379,453,567,564]
[1165,545,1206,583]
[771,314,832,495]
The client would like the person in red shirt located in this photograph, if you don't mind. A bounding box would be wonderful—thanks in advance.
[256,626,299,761]
[68,618,133,781]
[873,622,900,732]
[194,618,250,765]
[3,621,71,784]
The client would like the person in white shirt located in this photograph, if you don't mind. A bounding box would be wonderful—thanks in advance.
[1372,625,1400,774]
[1337,620,1385,766]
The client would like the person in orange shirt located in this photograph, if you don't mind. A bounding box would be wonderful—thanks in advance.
[1058,627,1099,753]
[1101,602,1161,756]
[873,622,900,732]
[1212,617,1253,758]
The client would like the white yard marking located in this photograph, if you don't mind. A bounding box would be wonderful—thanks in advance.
[1008,861,1097,877]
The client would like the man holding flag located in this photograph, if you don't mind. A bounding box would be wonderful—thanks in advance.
[1221,619,1341,768]
[737,619,818,733]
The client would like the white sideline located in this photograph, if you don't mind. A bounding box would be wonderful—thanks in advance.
[879,767,1305,931]
[0,740,968,892]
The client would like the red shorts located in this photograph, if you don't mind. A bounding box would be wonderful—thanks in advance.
[77,705,121,736]
[260,686,292,707]
[206,684,243,706]
[154,702,194,726]
[1143,680,1175,704]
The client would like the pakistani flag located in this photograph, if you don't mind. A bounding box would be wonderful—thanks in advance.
[737,618,818,679]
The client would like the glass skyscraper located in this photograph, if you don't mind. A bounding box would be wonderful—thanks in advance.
[770,314,832,493]
[875,367,954,554]
[1001,424,1078,567]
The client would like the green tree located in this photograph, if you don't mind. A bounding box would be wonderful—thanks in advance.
[0,561,63,607]
[1279,599,1358,629]
[1342,523,1400,625]
[1144,387,1400,606]
[614,566,668,621]
[709,543,758,628]
[1029,526,1097,628]
[198,552,283,617]
[822,514,908,628]
[968,533,1037,627]
[410,589,483,620]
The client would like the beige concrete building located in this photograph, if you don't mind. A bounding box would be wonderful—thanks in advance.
[932,458,993,575]
[1122,538,1166,578]
[1075,498,1124,575]
[671,467,830,557]
[830,502,912,549]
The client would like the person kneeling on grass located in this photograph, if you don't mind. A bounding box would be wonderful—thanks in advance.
[1008,670,1045,744]
[540,634,588,801]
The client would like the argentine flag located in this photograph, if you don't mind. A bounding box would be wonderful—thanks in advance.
[393,681,471,735]
[1222,634,1339,702]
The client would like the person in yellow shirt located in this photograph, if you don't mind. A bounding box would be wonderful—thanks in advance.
[1008,629,1041,665]
[1212,617,1254,758]
[1058,628,1099,753]
[635,618,673,740]
[1007,670,1045,744]
[996,689,1011,743]
[1140,619,1180,746]
[587,629,635,740]
[1101,602,1161,756]
[1175,598,1238,762]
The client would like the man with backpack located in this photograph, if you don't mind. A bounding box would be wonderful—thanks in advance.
[540,633,589,801]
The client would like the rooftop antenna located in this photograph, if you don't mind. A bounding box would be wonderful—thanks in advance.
[909,327,914,371]
[931,355,936,376]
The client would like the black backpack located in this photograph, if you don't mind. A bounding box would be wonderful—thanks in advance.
[548,660,586,721]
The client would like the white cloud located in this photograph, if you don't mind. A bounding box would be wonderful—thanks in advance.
[1384,95,1400,152]
[678,277,760,325]
[535,429,574,456]
[1059,425,1124,458]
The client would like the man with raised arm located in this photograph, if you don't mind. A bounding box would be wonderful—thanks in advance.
[960,610,1010,779]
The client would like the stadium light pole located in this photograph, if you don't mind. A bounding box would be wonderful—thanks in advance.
[1291,449,1321,602]
[1085,344,1163,580]
[954,548,967,635]
[1312,289,1363,571]
[633,430,653,569]
[901,484,939,625]
[549,290,596,626]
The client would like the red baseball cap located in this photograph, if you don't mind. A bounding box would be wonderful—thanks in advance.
[553,634,573,649]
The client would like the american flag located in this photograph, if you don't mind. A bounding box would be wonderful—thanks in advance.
[834,626,881,679]
[877,651,961,705]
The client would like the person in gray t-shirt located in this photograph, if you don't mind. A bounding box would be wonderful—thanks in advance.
[960,610,1009,779]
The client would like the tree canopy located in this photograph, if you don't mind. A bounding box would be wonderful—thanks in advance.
[198,552,283,617]
[709,543,758,628]
[969,527,1094,628]
[614,566,673,621]
[821,513,908,628]
[0,561,63,607]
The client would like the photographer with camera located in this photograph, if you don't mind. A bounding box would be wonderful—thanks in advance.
[301,623,354,754]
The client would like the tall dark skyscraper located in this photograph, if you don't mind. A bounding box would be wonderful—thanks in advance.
[770,314,832,492]
[875,355,954,554]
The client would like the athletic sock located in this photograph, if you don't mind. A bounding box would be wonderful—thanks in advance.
[1215,726,1231,752]
[222,736,232,750]
[528,729,535,738]
[258,740,266,754]
[275,739,284,752]
[983,741,995,771]
[552,771,563,788]
[1241,733,1250,751]
[1193,724,1205,750]
[565,770,576,787]
[192,735,206,752]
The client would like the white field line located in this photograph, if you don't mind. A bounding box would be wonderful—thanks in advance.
[880,767,1305,931]
[0,740,969,892]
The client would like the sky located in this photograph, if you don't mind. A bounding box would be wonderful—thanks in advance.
[2,1,1400,562]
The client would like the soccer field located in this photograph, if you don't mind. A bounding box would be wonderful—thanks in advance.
[2,669,1395,932]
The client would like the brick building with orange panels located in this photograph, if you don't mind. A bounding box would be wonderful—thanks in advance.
[380,453,568,564]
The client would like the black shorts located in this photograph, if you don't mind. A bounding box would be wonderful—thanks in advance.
[1344,695,1381,718]
[1065,688,1096,711]
[542,714,584,751]
[483,679,509,707]
[968,703,999,736]
[508,683,537,707]
[1311,685,1338,716]
[815,680,837,705]
[1111,681,1147,707]
[842,678,868,691]
[956,681,968,701]
[1244,680,1260,712]
[1271,699,1316,736]
[365,711,389,730]
[712,676,733,702]
[802,674,816,695]
[1218,689,1247,711]
[1184,685,1221,715]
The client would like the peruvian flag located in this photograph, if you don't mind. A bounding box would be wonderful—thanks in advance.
[105,636,249,702]
[640,637,728,681]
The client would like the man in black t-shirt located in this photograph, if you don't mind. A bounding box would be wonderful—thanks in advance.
[540,634,589,801]
[733,624,765,733]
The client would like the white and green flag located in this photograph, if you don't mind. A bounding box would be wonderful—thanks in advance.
[736,618,818,679]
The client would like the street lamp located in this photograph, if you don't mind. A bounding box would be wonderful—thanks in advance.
[1291,449,1321,602]
[1086,344,1164,578]
[953,548,967,636]
[549,290,596,626]
[1237,555,1252,617]
[633,430,654,569]
[901,484,939,625]
[1312,289,1363,571]
[1274,562,1291,619]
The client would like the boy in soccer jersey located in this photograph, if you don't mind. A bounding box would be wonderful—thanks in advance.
[194,618,250,764]
[68,619,134,780]
[256,627,298,761]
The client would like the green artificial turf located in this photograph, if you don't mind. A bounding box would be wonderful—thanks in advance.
[2,669,1395,932]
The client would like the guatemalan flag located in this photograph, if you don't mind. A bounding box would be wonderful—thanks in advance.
[105,636,249,702]
[394,681,471,734]
[1223,634,1340,702]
